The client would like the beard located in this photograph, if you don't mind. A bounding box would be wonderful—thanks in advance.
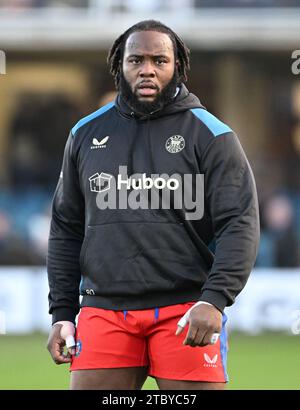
[119,70,179,115]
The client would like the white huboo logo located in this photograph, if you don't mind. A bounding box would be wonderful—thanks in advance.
[89,166,205,221]
[204,353,218,367]
[91,136,109,149]
[89,172,112,193]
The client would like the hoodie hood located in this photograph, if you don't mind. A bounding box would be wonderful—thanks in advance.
[115,83,206,120]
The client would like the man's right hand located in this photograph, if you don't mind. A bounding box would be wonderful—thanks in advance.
[47,321,76,365]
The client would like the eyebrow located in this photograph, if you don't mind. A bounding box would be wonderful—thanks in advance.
[127,54,170,59]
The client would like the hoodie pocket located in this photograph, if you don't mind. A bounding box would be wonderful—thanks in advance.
[80,222,205,296]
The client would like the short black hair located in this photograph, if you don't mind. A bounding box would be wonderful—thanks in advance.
[107,19,190,89]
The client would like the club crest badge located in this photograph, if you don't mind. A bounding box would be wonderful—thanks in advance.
[165,135,185,153]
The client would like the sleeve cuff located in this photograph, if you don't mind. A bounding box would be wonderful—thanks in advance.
[51,307,77,325]
[200,290,228,313]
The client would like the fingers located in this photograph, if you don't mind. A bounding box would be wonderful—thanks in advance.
[183,326,215,347]
[175,303,222,348]
[201,331,214,347]
[52,341,72,365]
[186,329,200,347]
[66,335,76,348]
[182,328,220,348]
[175,308,192,335]
[176,312,189,329]
[183,323,202,346]
[209,333,220,345]
[184,329,221,347]
[47,325,74,365]
[66,335,76,356]
[175,325,184,336]
[179,315,221,348]
[68,347,76,356]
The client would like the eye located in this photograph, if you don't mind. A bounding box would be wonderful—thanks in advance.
[129,57,142,65]
[156,59,167,66]
[155,56,168,66]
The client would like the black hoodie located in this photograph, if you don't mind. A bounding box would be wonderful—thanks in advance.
[47,84,260,324]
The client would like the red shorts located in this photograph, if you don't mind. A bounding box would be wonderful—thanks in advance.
[70,302,228,382]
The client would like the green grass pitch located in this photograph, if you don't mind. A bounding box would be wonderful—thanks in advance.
[0,333,299,390]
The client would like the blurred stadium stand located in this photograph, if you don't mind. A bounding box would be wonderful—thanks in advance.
[0,1,300,50]
[0,0,300,269]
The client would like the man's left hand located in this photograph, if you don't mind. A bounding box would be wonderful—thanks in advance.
[175,303,222,347]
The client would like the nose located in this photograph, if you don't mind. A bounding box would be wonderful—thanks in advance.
[139,60,155,78]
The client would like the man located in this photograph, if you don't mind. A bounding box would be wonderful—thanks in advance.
[47,20,260,390]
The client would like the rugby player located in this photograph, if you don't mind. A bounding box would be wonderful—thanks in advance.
[47,20,259,390]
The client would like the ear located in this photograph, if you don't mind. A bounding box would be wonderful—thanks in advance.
[175,60,181,73]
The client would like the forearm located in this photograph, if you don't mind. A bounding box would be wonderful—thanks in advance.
[47,234,82,324]
[201,133,260,310]
[47,132,85,324]
[201,210,260,310]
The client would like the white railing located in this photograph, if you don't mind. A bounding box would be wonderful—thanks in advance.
[0,266,300,334]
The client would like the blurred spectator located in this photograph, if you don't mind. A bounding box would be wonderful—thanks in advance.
[8,93,82,190]
[257,194,300,267]
[0,188,54,264]
[27,204,51,261]
[0,210,36,264]
[0,92,83,265]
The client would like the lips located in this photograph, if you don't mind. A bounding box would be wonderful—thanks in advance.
[138,88,157,96]
[137,82,158,97]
